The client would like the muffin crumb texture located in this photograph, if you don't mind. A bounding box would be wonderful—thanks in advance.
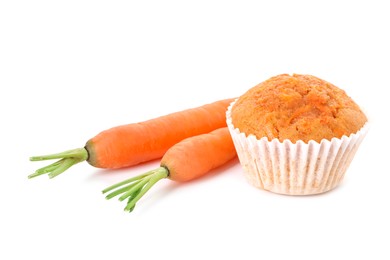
[231,74,367,143]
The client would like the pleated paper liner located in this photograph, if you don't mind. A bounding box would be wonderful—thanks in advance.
[226,101,369,195]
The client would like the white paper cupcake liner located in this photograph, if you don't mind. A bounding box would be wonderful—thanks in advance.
[226,101,369,195]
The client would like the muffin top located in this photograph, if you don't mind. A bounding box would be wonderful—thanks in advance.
[230,74,367,143]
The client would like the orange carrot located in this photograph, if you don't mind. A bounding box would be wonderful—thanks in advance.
[29,98,234,179]
[103,127,237,212]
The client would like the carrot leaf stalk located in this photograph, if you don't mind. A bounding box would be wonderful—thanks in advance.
[102,167,169,212]
[28,148,88,179]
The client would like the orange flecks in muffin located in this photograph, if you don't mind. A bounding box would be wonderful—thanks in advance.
[231,74,367,143]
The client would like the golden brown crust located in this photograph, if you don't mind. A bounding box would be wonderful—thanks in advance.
[231,74,367,143]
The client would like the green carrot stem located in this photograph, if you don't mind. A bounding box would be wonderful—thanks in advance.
[35,159,64,174]
[49,157,82,178]
[118,177,151,202]
[102,170,156,194]
[104,180,143,200]
[28,148,88,179]
[103,167,169,212]
[124,170,167,212]
[28,159,65,178]
[30,148,87,161]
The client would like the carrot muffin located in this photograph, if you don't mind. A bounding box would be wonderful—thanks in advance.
[227,74,368,195]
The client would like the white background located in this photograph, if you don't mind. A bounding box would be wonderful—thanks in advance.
[1,1,389,259]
